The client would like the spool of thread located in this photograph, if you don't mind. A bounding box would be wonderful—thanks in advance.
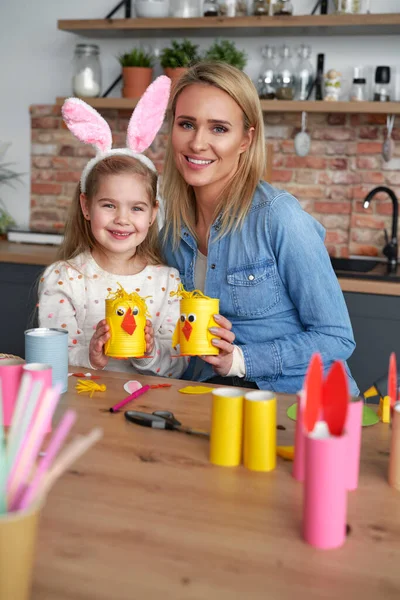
[292,389,306,482]
[209,388,244,467]
[389,402,400,490]
[303,422,348,549]
[345,397,363,491]
[0,359,24,427]
[243,390,277,472]
[24,329,68,393]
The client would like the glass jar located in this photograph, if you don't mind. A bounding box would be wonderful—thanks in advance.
[374,66,391,102]
[275,45,296,100]
[257,46,277,99]
[334,0,361,14]
[295,44,314,100]
[72,44,101,98]
[218,0,247,16]
[203,0,219,16]
[253,0,269,15]
[171,0,200,17]
[273,0,293,15]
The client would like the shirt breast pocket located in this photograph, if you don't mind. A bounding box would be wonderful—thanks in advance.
[227,260,280,317]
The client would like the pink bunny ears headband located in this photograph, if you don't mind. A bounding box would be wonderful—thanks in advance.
[61,75,171,193]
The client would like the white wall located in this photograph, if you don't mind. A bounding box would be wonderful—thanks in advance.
[0,0,399,227]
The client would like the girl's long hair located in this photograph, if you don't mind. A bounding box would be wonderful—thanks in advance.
[58,154,162,265]
[161,61,266,247]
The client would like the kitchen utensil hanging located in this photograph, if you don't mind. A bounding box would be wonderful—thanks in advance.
[294,111,311,157]
[382,115,395,163]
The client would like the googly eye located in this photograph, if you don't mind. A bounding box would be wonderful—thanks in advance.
[188,313,196,323]
[180,313,186,322]
[132,306,139,316]
[116,307,126,316]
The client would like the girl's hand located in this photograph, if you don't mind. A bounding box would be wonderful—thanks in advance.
[144,319,155,355]
[89,319,110,370]
[201,314,235,376]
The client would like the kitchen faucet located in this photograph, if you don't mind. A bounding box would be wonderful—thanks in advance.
[363,186,398,274]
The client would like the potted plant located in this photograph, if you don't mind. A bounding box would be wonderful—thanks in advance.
[118,48,155,98]
[0,143,21,239]
[160,39,200,85]
[204,40,247,71]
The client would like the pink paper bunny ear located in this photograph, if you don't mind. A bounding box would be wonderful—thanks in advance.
[61,98,112,154]
[127,75,171,153]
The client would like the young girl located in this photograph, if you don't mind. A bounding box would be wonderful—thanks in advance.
[38,76,189,378]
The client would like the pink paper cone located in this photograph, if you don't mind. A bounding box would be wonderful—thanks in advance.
[0,360,24,426]
[345,397,363,491]
[303,423,348,549]
[23,364,53,434]
[292,390,305,481]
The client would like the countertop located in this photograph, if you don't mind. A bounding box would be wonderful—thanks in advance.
[32,367,400,600]
[1,240,400,296]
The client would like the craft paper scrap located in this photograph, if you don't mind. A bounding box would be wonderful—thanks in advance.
[179,386,214,395]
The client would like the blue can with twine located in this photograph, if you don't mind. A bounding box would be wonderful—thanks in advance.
[25,328,69,393]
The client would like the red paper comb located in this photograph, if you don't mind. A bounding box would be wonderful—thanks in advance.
[322,361,349,436]
[303,353,323,433]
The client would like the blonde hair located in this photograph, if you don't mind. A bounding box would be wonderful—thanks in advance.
[161,61,266,247]
[58,154,162,265]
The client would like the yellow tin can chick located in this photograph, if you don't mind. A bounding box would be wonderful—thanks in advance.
[171,284,220,356]
[104,284,150,359]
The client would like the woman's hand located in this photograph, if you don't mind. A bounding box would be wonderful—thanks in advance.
[144,319,155,355]
[202,314,235,376]
[89,319,110,370]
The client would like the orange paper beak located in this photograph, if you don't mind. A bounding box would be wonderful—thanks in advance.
[182,319,192,341]
[121,308,137,336]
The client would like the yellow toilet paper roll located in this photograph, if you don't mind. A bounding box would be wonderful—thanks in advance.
[244,390,277,472]
[209,388,244,467]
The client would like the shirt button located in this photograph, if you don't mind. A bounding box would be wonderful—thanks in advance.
[211,264,216,270]
[248,274,255,281]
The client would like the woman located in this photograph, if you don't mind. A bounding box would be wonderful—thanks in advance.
[161,61,359,395]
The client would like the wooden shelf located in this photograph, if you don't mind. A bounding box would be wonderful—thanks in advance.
[57,13,400,38]
[56,97,400,114]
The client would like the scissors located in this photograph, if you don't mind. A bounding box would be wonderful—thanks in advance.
[124,410,209,438]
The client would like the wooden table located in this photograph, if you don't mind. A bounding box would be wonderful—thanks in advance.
[32,369,400,600]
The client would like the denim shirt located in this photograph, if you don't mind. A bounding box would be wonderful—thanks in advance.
[161,181,359,395]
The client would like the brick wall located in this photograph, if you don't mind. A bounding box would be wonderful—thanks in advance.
[30,105,400,258]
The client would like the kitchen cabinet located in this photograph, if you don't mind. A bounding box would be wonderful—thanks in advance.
[0,263,43,358]
[343,291,400,395]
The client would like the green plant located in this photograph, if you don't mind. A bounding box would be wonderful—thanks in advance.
[0,143,22,234]
[160,39,200,69]
[118,48,154,68]
[205,40,247,71]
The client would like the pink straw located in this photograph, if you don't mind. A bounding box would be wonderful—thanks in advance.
[7,383,62,509]
[17,409,77,511]
[109,385,150,413]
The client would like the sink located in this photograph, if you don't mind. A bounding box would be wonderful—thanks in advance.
[330,257,379,273]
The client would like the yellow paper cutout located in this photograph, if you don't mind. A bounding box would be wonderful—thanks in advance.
[105,283,150,358]
[179,386,214,395]
[170,284,219,356]
[277,446,295,461]
[75,379,107,398]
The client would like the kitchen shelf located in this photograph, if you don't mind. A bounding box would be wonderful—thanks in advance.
[57,13,400,38]
[56,97,400,114]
